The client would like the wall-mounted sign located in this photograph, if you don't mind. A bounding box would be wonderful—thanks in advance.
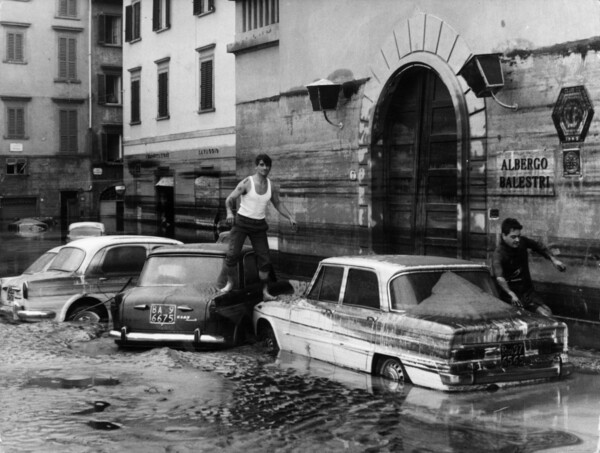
[563,148,582,177]
[552,86,594,143]
[93,167,103,176]
[9,143,23,152]
[492,150,555,197]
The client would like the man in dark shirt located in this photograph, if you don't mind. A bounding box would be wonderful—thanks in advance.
[492,218,566,316]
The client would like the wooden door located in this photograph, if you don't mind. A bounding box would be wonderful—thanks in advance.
[384,67,458,257]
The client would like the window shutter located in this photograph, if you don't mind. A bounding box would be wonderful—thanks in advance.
[58,37,67,78]
[98,14,106,44]
[97,74,106,104]
[15,33,23,61]
[100,131,107,160]
[131,79,140,123]
[67,38,77,79]
[68,110,78,152]
[193,0,201,15]
[16,108,24,137]
[7,33,15,61]
[59,0,68,16]
[133,2,141,40]
[152,0,160,31]
[208,0,215,11]
[158,72,169,118]
[59,110,68,152]
[200,59,213,110]
[125,5,132,42]
[7,108,16,137]
[68,0,77,17]
[166,0,171,28]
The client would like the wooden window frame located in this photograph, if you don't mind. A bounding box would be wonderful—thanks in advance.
[156,58,170,120]
[129,70,141,125]
[98,14,122,46]
[57,0,78,18]
[59,108,78,153]
[57,34,78,81]
[193,0,215,16]
[125,1,142,43]
[152,0,171,31]
[197,45,215,113]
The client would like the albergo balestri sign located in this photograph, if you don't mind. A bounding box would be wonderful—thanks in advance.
[494,150,554,196]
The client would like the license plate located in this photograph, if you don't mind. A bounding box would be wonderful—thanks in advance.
[150,304,175,324]
[501,342,525,367]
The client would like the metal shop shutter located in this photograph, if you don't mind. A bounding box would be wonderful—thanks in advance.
[1,197,37,221]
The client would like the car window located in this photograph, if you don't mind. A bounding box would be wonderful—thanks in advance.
[243,253,260,286]
[139,255,226,287]
[101,246,147,275]
[48,247,86,272]
[23,251,58,274]
[342,268,380,309]
[390,270,498,310]
[307,265,344,303]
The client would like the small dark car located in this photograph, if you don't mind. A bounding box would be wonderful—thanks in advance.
[109,243,293,349]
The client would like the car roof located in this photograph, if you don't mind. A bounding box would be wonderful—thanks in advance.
[64,235,182,251]
[321,255,489,281]
[68,221,105,231]
[147,242,252,257]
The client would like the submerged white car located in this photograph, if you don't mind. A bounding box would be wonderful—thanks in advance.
[253,255,573,392]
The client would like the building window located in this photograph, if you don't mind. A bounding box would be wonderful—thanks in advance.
[57,0,77,18]
[125,1,142,42]
[102,127,122,162]
[130,70,141,124]
[6,31,24,63]
[98,14,122,46]
[6,106,25,139]
[57,35,77,81]
[242,0,278,32]
[193,0,215,16]
[98,69,122,105]
[6,158,27,175]
[153,0,171,31]
[197,45,215,112]
[156,59,169,119]
[59,108,78,153]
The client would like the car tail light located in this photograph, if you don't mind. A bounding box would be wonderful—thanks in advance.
[22,283,28,300]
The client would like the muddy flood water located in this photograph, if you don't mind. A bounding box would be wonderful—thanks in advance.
[2,228,600,452]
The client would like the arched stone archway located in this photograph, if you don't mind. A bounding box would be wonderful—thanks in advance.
[356,13,488,258]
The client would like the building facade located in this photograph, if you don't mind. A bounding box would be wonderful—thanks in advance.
[121,0,236,242]
[0,0,123,234]
[226,0,600,346]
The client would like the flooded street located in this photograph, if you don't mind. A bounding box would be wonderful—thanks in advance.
[2,230,600,452]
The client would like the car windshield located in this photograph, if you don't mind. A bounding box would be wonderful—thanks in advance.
[138,255,226,287]
[48,247,86,272]
[390,270,498,310]
[23,251,58,274]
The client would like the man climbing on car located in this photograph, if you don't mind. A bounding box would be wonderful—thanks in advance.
[492,217,566,316]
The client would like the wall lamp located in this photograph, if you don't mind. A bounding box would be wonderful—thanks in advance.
[306,79,345,129]
[459,53,518,111]
[115,184,126,196]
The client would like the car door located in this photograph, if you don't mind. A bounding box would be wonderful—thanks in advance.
[331,267,381,373]
[87,245,148,296]
[287,264,343,364]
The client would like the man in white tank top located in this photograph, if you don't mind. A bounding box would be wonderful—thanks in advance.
[221,154,297,300]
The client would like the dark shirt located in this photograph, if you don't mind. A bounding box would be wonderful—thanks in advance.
[492,236,551,297]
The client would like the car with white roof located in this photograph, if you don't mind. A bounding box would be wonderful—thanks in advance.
[253,254,573,391]
[1,235,181,323]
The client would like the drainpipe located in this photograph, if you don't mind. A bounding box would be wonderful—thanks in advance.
[88,0,93,129]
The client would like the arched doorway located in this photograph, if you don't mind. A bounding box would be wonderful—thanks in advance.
[372,65,463,258]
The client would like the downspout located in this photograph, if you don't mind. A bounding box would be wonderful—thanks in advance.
[88,0,93,128]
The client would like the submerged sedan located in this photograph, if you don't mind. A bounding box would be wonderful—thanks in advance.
[253,255,573,392]
[110,243,293,349]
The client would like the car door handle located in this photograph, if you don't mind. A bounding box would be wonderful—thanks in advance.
[134,304,149,310]
[178,306,193,312]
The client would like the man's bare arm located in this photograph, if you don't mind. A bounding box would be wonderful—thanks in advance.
[270,183,297,231]
[225,178,249,224]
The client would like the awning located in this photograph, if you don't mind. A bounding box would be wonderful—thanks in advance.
[155,176,174,187]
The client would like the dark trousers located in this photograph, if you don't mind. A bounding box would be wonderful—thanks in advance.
[225,214,271,279]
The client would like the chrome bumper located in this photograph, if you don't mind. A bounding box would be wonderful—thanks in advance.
[16,309,56,321]
[109,327,226,345]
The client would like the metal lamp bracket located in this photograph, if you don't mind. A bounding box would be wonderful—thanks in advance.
[323,111,343,129]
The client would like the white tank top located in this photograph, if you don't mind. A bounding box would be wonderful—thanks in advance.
[237,177,271,220]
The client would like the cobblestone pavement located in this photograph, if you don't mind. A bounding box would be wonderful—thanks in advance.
[0,317,597,453]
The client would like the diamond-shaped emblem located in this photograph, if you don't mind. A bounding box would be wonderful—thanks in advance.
[552,86,594,143]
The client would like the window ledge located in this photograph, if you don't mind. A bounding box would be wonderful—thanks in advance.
[227,23,279,55]
[129,121,141,126]
[54,79,82,84]
[3,60,27,65]
[197,108,215,115]
[156,115,170,121]
[4,136,29,140]
[195,9,215,18]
